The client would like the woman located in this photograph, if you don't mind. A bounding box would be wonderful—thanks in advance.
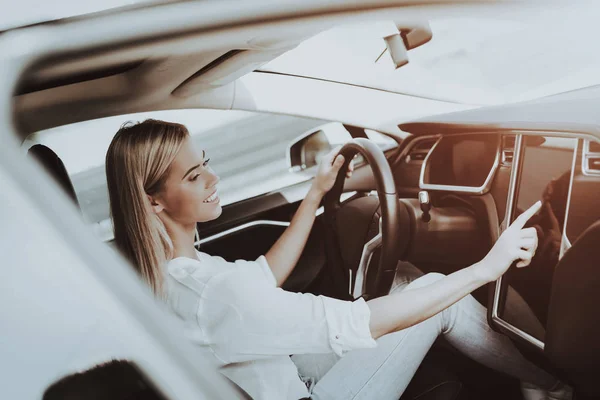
[106,119,570,400]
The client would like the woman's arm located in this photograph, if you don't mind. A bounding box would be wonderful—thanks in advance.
[367,262,487,338]
[265,147,351,286]
[367,201,542,339]
[198,204,540,362]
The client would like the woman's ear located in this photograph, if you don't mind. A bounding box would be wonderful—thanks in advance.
[147,194,165,214]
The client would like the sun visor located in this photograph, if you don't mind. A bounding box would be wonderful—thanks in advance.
[172,46,296,97]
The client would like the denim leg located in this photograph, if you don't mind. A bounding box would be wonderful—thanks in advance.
[309,299,442,399]
[304,271,558,400]
[290,263,426,396]
[389,261,425,293]
[392,265,554,388]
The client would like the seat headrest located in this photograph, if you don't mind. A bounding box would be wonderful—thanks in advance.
[28,144,80,208]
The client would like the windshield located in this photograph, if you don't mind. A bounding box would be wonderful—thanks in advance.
[263,1,600,106]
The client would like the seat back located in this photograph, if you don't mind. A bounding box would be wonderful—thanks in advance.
[28,144,79,207]
[545,221,600,398]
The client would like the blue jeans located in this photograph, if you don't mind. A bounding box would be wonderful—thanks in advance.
[291,262,557,400]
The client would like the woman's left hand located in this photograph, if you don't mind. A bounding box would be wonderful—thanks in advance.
[310,146,354,197]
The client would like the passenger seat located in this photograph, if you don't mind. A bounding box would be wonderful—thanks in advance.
[28,144,80,208]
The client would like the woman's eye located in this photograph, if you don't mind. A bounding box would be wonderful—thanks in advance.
[203,158,211,167]
[190,173,201,182]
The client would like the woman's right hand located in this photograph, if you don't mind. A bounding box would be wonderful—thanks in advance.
[474,201,542,283]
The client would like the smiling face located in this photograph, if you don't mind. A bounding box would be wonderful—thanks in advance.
[152,137,222,225]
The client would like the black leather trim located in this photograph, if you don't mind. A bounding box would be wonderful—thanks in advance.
[28,144,79,208]
[545,220,600,397]
[197,191,290,237]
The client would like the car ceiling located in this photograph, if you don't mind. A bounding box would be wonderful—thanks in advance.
[2,0,555,139]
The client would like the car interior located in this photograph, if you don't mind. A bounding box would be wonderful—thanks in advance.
[4,2,600,400]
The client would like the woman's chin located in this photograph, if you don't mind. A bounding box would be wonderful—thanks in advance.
[198,204,222,221]
[213,204,223,218]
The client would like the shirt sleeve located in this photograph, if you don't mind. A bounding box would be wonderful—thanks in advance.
[248,255,277,287]
[201,257,376,363]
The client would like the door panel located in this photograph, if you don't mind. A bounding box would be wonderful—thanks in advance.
[196,184,329,293]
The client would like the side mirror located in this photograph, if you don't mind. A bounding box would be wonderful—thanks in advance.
[287,123,351,175]
[288,130,331,173]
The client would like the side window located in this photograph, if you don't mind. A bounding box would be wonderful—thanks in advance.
[365,129,398,150]
[29,111,398,241]
[28,110,327,240]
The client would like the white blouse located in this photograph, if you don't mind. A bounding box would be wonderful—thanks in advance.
[164,251,376,400]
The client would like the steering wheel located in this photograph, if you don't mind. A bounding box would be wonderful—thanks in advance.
[323,138,409,300]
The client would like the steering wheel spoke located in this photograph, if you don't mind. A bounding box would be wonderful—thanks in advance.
[323,138,410,299]
[353,217,383,299]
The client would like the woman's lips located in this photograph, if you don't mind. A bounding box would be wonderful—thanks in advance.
[203,190,219,204]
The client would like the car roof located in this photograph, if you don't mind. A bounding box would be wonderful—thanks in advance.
[0,0,150,32]
[8,1,600,110]
[6,1,546,139]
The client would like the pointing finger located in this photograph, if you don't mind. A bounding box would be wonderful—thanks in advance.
[512,201,542,230]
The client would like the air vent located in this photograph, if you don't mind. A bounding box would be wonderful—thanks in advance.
[584,140,600,175]
[587,157,600,172]
[589,140,600,153]
[501,135,516,166]
[405,138,437,163]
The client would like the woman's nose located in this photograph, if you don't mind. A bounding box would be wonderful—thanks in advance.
[206,166,220,187]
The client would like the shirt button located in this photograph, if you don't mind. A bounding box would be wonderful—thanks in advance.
[335,335,340,340]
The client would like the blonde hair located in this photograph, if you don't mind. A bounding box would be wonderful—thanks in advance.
[106,119,189,295]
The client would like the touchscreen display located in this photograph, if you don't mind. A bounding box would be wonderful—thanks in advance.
[497,136,576,341]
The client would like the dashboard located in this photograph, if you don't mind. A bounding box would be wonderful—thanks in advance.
[391,131,600,353]
[393,132,513,222]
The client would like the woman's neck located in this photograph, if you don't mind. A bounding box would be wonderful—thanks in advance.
[164,219,198,261]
